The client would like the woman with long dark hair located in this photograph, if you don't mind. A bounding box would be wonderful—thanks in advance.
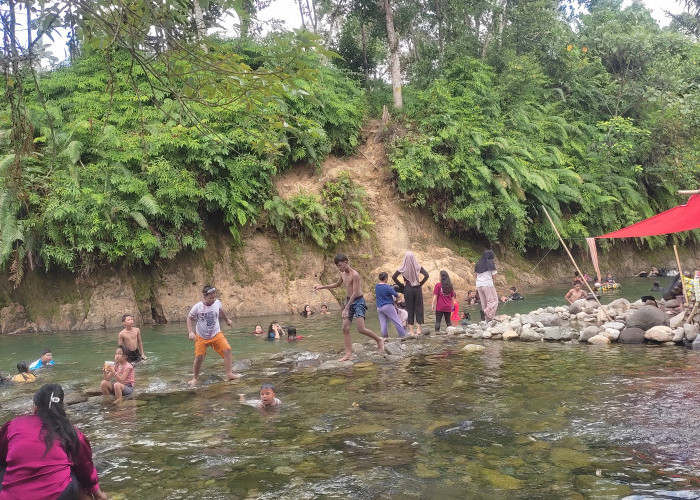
[392,252,429,336]
[0,384,107,499]
[432,270,456,332]
[474,250,499,321]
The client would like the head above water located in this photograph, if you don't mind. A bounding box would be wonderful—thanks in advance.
[287,326,297,339]
[121,313,133,324]
[17,361,29,373]
[39,349,52,364]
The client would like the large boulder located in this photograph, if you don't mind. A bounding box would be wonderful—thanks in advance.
[541,327,579,342]
[520,330,544,342]
[529,313,563,327]
[579,326,600,343]
[618,327,646,344]
[684,323,700,342]
[608,298,631,312]
[669,311,686,329]
[626,306,669,331]
[645,326,674,343]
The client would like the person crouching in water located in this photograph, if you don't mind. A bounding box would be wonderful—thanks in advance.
[100,345,135,404]
[0,383,107,499]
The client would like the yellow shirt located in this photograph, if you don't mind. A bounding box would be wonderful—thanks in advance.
[12,373,37,383]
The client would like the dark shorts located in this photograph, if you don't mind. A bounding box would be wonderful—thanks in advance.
[346,296,367,321]
[125,348,142,363]
[109,383,134,397]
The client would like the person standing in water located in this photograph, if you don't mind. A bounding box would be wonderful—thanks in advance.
[314,254,385,361]
[186,285,239,385]
[432,270,456,332]
[392,251,429,335]
[474,250,499,321]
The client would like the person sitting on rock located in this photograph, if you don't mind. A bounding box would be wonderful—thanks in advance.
[565,283,587,304]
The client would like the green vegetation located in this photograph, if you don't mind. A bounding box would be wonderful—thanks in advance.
[3,0,700,287]
[265,171,373,248]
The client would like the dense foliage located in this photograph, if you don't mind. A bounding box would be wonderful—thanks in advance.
[0,36,366,279]
[387,1,700,250]
[3,0,700,285]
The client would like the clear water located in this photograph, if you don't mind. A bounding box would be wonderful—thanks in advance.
[2,277,698,499]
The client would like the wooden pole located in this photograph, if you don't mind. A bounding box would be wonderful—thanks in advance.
[673,244,688,310]
[541,206,611,320]
[677,190,700,195]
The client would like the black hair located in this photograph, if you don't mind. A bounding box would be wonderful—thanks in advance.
[396,301,406,309]
[287,326,297,338]
[439,270,454,295]
[301,305,313,318]
[378,271,388,281]
[320,303,328,309]
[202,284,216,295]
[261,382,275,391]
[121,313,133,322]
[510,286,517,291]
[33,384,79,461]
[333,254,348,265]
[40,348,51,356]
[116,345,126,356]
[17,361,31,380]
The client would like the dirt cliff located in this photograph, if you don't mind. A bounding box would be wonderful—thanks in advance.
[1,122,698,333]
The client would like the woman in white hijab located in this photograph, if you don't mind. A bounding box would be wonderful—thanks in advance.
[474,250,499,321]
[392,251,429,335]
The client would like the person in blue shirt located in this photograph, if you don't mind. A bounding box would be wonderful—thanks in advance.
[375,272,407,339]
[29,349,55,370]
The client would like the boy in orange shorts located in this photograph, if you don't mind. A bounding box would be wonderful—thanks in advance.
[187,285,239,385]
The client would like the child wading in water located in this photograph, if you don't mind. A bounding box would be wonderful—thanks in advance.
[314,254,385,361]
[101,345,135,404]
[187,285,239,384]
[239,382,282,413]
[118,313,147,363]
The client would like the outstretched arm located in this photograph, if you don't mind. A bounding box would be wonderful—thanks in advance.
[315,276,343,291]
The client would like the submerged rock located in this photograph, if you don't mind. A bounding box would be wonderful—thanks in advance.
[318,360,354,371]
[462,344,485,352]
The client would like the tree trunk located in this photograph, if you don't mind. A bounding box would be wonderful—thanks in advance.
[382,0,402,109]
[297,0,307,29]
[361,21,369,84]
[192,0,207,50]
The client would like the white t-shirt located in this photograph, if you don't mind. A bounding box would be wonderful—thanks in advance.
[188,299,223,340]
[475,270,496,288]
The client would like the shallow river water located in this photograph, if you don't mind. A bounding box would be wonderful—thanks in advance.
[2,277,700,499]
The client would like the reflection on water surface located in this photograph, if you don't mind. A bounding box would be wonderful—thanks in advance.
[1,278,699,498]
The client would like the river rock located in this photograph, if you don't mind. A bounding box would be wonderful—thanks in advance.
[519,315,534,326]
[502,330,519,341]
[587,334,611,345]
[568,303,583,314]
[618,327,646,344]
[626,306,670,330]
[519,330,543,342]
[462,344,485,352]
[684,323,699,342]
[384,343,403,356]
[318,360,354,371]
[579,326,600,342]
[269,352,286,361]
[482,331,493,339]
[602,321,625,331]
[352,343,367,354]
[530,313,563,327]
[64,393,88,405]
[645,326,673,343]
[609,298,631,312]
[541,326,579,341]
[693,335,700,350]
[232,359,252,372]
[672,328,685,343]
[603,329,620,341]
[665,299,681,308]
[292,358,322,370]
[669,311,686,329]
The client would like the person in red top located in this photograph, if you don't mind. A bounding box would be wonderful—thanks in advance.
[432,270,457,332]
[101,345,135,404]
[0,383,107,500]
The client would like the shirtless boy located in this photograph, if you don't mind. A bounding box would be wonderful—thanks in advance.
[118,314,147,362]
[565,283,587,304]
[314,254,385,361]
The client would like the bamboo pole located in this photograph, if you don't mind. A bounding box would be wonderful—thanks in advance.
[677,190,700,195]
[673,244,688,311]
[541,206,611,321]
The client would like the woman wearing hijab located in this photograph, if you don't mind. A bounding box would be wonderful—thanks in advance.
[392,251,429,335]
[474,250,499,321]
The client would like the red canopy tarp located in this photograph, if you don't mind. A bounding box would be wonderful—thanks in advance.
[597,194,700,238]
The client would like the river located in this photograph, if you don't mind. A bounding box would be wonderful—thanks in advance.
[2,276,699,499]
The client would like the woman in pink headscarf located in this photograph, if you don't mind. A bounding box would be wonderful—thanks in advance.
[392,252,429,335]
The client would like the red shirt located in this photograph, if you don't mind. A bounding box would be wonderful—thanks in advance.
[433,283,456,312]
[0,415,100,499]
